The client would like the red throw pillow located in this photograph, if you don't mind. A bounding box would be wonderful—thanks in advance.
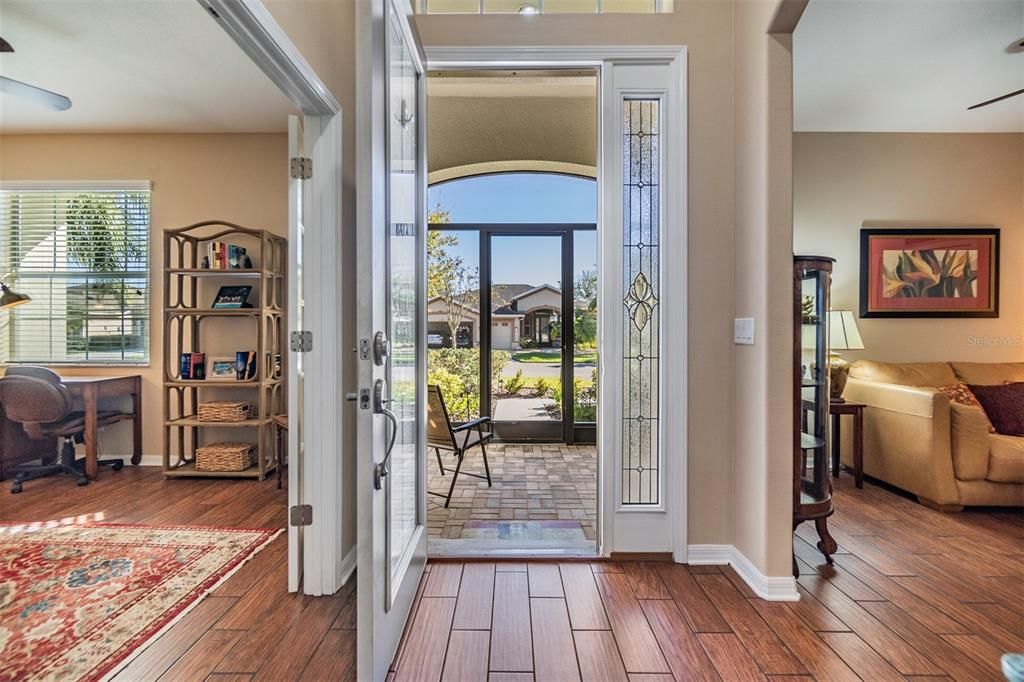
[968,383,1024,437]
[937,383,995,433]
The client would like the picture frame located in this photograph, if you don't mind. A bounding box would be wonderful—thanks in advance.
[207,356,239,381]
[212,285,253,309]
[860,227,999,318]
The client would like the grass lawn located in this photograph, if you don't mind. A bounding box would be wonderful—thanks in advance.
[513,350,598,364]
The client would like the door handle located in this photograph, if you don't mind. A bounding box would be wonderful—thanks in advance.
[373,378,398,490]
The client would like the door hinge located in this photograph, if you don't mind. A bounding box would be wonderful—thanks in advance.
[290,156,312,179]
[290,330,313,352]
[290,504,313,527]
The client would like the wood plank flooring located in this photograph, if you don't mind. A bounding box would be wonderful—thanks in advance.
[3,466,1021,681]
[393,475,1023,682]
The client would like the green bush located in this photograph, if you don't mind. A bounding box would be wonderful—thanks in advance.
[504,369,526,394]
[535,377,555,398]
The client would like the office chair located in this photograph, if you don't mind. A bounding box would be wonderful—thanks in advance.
[0,368,126,493]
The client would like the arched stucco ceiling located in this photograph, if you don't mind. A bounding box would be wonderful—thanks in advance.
[428,73,597,182]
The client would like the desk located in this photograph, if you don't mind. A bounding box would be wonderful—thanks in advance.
[63,376,143,480]
[830,399,865,489]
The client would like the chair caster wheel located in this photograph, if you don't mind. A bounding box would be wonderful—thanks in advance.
[76,477,89,487]
[11,482,22,494]
[112,461,124,471]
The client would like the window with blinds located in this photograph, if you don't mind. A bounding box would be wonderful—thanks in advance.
[419,0,673,13]
[0,183,150,365]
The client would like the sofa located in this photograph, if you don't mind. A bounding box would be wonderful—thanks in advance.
[843,360,1024,511]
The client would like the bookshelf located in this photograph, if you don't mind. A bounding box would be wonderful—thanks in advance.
[163,221,286,479]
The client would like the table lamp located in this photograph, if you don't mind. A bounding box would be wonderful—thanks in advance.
[828,310,864,401]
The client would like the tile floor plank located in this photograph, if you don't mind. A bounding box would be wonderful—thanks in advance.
[530,598,581,682]
[490,572,534,672]
[640,599,721,681]
[424,563,464,598]
[656,563,732,633]
[394,597,458,682]
[749,601,859,682]
[453,562,495,630]
[442,630,491,682]
[696,633,766,682]
[621,562,672,600]
[299,629,356,682]
[592,573,670,674]
[817,631,905,682]
[528,563,565,598]
[158,629,242,682]
[251,596,345,682]
[574,630,628,682]
[560,563,610,630]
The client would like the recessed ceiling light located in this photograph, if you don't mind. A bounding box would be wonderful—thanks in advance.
[517,4,539,14]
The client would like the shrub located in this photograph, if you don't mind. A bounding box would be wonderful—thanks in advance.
[504,369,526,394]
[535,377,555,398]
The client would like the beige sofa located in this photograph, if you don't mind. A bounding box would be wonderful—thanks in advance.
[843,360,1024,511]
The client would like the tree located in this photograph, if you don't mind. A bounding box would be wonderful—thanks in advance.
[427,205,478,348]
[574,269,598,348]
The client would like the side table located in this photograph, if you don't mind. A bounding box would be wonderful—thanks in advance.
[830,400,865,489]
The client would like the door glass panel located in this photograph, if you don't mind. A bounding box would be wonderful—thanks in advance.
[490,235,562,422]
[387,12,420,576]
[427,229,481,421]
[621,99,660,506]
[573,231,598,424]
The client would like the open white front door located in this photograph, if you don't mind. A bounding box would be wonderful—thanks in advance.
[356,0,428,679]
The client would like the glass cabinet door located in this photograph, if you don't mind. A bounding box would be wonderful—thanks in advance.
[797,257,833,506]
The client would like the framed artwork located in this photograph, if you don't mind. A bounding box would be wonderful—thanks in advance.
[207,357,239,381]
[860,228,999,318]
[212,285,253,309]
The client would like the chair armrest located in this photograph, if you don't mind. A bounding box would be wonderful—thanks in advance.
[452,416,492,433]
[843,378,946,418]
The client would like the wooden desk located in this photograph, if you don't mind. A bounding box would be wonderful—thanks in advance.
[830,399,865,489]
[63,375,143,480]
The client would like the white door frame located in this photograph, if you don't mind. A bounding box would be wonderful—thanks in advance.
[200,0,348,595]
[425,45,688,562]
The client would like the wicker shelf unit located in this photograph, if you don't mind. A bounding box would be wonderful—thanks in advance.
[163,221,286,480]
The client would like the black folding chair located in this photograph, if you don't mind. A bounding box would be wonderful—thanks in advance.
[427,384,493,508]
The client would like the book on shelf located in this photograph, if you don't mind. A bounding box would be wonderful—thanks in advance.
[205,242,248,270]
[180,352,206,380]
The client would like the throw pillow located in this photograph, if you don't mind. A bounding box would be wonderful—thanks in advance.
[968,383,1024,437]
[937,383,995,433]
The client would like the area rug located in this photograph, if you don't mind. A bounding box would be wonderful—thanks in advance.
[0,522,280,682]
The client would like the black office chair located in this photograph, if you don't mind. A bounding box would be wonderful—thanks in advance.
[427,384,493,508]
[0,368,126,493]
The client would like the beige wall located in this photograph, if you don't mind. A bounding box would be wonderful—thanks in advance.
[794,132,1024,364]
[731,1,796,578]
[0,133,288,457]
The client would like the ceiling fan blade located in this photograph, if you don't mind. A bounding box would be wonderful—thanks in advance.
[967,87,1024,110]
[0,75,71,111]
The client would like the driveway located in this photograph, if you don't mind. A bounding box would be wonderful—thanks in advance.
[500,359,595,380]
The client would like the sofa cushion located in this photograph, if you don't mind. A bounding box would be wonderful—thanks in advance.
[969,383,1024,437]
[937,383,995,433]
[849,360,957,387]
[988,434,1024,483]
[950,403,993,481]
[952,362,1024,386]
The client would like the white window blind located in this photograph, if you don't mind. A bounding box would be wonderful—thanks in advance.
[0,182,151,365]
[420,0,673,14]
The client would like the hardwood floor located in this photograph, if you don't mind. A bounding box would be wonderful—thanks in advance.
[394,475,1023,682]
[2,467,1021,681]
[0,466,356,682]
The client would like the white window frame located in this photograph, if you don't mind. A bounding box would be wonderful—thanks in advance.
[0,180,152,367]
[418,0,673,14]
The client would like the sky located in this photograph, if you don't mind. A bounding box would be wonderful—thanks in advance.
[428,173,597,287]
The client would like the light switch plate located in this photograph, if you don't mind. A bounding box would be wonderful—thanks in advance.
[734,317,755,345]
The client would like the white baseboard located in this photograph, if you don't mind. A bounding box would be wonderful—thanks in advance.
[122,455,163,467]
[339,546,357,587]
[687,544,799,601]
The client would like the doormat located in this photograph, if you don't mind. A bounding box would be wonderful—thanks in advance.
[0,522,280,682]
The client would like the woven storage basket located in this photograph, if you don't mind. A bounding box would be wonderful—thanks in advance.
[195,442,256,472]
[198,400,251,422]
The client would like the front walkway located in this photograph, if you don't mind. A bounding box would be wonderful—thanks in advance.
[427,443,597,546]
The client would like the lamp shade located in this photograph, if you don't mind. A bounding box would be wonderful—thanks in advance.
[828,310,864,351]
[0,282,31,310]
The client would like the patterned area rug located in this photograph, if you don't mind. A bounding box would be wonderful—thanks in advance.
[0,523,280,682]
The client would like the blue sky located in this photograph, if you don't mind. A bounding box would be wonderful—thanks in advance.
[428,173,597,287]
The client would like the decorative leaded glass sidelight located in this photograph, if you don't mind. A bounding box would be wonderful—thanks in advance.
[622,99,661,506]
